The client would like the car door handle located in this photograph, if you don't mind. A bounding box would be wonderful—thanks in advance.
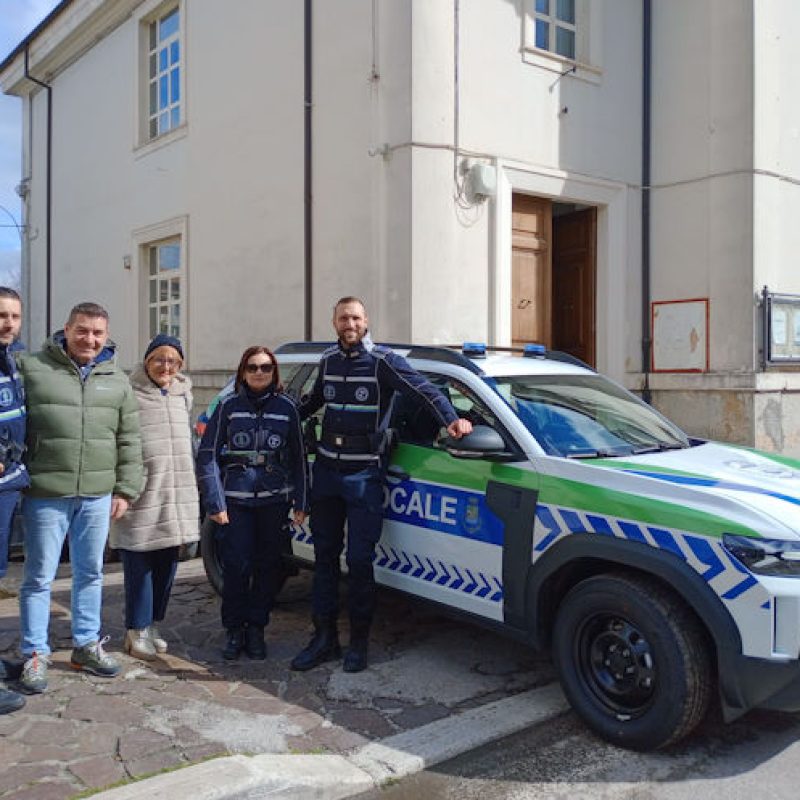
[387,465,409,481]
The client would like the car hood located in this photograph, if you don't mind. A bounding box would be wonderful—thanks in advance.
[582,442,800,539]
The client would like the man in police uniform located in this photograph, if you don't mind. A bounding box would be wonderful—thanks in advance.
[0,287,28,715]
[290,297,472,673]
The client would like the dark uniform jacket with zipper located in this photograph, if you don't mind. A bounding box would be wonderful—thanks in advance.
[196,387,308,515]
[0,339,29,493]
[299,334,459,468]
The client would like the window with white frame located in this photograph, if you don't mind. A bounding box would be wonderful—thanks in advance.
[531,0,576,60]
[146,239,183,340]
[146,5,182,140]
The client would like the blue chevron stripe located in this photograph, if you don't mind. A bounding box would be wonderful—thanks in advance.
[290,525,504,603]
[533,502,760,602]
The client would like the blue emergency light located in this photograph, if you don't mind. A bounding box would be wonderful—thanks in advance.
[523,343,546,358]
[462,342,487,358]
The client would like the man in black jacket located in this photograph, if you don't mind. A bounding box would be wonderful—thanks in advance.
[291,297,471,673]
[0,287,28,715]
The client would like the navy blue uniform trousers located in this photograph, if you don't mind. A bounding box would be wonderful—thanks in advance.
[0,491,19,579]
[219,502,290,629]
[310,461,384,624]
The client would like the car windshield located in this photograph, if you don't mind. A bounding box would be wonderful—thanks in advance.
[489,373,690,458]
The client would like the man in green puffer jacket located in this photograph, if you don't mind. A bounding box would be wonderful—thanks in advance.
[16,302,143,694]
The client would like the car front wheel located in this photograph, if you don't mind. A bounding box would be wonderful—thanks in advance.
[553,572,712,750]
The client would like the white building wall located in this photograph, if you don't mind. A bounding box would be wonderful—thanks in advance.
[649,0,755,374]
[408,0,642,373]
[184,0,304,369]
[17,0,307,371]
[753,0,800,296]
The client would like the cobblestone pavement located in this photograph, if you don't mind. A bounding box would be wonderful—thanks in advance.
[0,557,555,800]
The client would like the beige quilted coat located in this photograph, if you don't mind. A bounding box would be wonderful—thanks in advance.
[110,366,200,551]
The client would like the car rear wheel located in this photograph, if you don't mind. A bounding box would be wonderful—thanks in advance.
[200,515,297,597]
[553,572,712,750]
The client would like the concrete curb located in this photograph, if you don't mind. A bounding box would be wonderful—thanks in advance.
[92,683,568,800]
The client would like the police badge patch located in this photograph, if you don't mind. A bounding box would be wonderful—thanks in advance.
[231,431,251,448]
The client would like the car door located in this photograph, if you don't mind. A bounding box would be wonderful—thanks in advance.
[379,373,526,622]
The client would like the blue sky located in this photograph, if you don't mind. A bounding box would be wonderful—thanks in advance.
[0,0,61,287]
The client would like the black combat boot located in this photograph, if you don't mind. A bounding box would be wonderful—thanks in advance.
[290,616,341,671]
[343,619,370,673]
[245,625,267,660]
[0,685,25,715]
[222,627,245,660]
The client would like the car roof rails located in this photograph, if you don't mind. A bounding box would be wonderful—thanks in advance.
[274,341,336,354]
[275,340,594,373]
[543,350,596,371]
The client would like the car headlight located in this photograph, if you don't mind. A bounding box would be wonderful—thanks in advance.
[723,534,800,577]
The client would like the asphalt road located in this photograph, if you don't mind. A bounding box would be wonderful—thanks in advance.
[354,706,800,799]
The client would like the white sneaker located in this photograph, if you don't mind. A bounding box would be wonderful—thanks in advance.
[147,625,168,654]
[124,629,157,661]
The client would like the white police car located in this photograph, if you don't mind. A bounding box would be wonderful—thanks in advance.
[200,341,800,751]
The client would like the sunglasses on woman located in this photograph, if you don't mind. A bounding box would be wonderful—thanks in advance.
[245,363,274,374]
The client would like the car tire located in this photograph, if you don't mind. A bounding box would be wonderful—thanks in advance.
[200,516,225,596]
[553,571,712,751]
[199,515,297,598]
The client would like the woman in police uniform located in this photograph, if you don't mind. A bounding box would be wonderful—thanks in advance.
[196,346,308,660]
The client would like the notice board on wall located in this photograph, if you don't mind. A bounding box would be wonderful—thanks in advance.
[766,293,800,363]
[651,298,709,373]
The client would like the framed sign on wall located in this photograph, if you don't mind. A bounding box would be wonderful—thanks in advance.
[763,289,800,365]
[651,298,709,373]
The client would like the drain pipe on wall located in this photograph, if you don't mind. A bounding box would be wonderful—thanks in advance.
[641,0,652,404]
[303,0,313,341]
[24,46,53,336]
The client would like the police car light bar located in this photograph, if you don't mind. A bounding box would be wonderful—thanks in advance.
[462,342,487,358]
[523,343,547,358]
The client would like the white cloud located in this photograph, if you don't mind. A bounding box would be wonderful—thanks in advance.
[0,248,21,290]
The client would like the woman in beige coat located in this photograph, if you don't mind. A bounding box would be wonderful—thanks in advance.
[111,334,199,660]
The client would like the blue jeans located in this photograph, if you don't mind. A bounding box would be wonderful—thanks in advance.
[19,495,112,657]
[0,490,19,579]
[310,462,385,624]
[119,547,179,630]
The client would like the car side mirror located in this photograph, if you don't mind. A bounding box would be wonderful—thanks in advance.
[441,425,517,462]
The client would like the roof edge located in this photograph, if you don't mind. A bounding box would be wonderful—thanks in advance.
[0,0,74,76]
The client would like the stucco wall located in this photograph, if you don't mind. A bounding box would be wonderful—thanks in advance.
[649,0,755,374]
[753,0,800,297]
[408,0,642,356]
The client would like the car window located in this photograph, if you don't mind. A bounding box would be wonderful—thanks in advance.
[281,363,311,400]
[491,374,689,457]
[392,374,507,449]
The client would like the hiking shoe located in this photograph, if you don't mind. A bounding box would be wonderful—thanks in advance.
[70,636,121,677]
[124,629,157,661]
[147,625,168,654]
[19,652,49,694]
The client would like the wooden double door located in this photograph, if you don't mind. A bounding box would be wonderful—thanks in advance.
[511,194,596,367]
